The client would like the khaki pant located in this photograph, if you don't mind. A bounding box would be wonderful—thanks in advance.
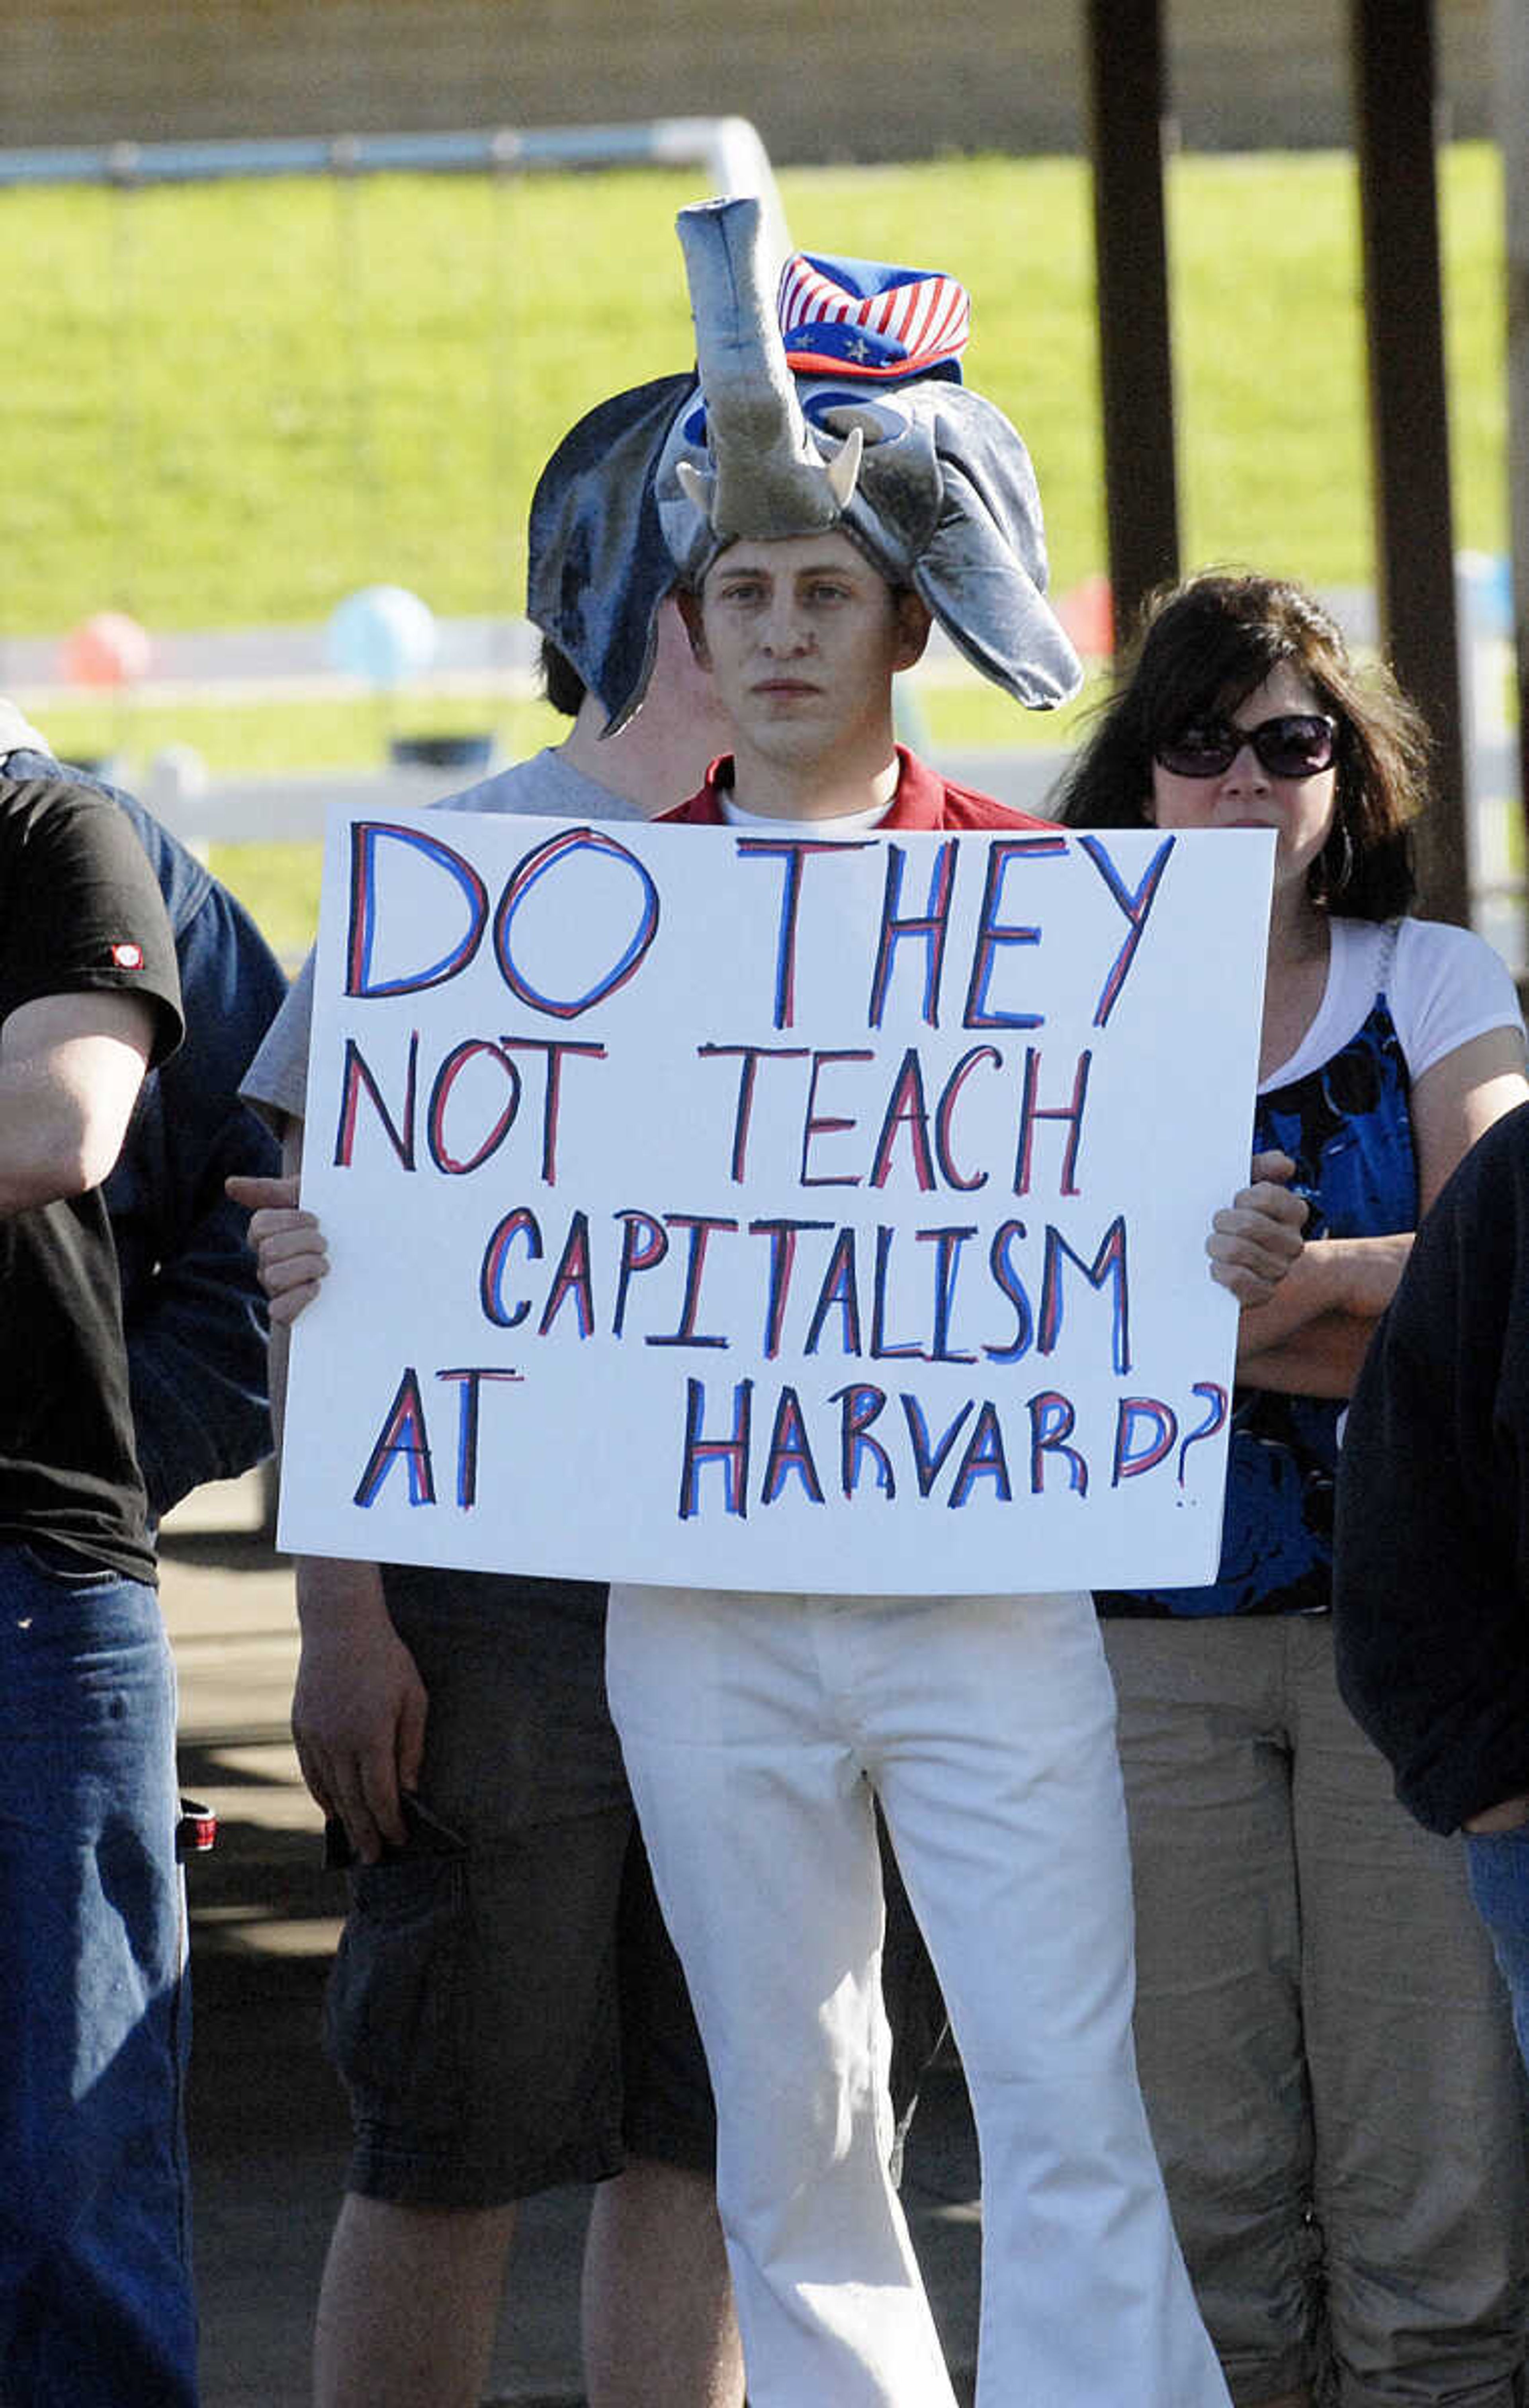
[1104,1610,1529,2408]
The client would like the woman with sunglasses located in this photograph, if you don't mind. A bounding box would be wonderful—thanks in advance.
[1057,569,1529,2408]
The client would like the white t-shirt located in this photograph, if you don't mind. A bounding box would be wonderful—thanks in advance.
[718,794,895,837]
[241,747,639,1129]
[1262,915,1523,1095]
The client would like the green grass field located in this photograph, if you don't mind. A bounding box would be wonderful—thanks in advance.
[2,145,1506,634]
[0,143,1509,950]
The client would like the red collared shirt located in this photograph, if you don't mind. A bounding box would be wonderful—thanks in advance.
[659,745,1059,834]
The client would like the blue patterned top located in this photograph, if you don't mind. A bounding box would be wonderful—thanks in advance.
[1099,983,1417,1618]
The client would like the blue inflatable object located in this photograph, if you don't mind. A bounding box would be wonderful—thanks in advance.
[327,585,438,685]
[1458,551,1514,641]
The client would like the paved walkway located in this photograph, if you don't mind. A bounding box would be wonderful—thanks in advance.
[162,1482,981,2407]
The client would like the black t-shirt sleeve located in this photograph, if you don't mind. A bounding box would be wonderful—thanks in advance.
[0,779,183,1062]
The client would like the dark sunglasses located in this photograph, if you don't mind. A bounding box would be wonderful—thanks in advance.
[1155,712,1339,781]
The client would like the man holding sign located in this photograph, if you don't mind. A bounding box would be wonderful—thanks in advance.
[251,203,1304,2405]
[592,199,1295,2408]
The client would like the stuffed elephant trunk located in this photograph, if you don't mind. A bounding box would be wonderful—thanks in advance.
[676,198,860,542]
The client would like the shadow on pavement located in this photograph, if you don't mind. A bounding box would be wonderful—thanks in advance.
[163,1502,979,2406]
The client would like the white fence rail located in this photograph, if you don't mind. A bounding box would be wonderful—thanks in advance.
[123,559,1523,970]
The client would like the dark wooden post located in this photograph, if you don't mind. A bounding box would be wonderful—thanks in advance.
[1349,0,1470,923]
[1496,0,1529,919]
[1083,0,1179,647]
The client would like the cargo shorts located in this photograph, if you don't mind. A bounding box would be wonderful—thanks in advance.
[326,1566,944,2208]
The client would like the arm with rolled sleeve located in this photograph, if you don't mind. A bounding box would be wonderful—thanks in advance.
[0,990,159,1207]
[1333,1102,1529,1833]
[0,780,182,1186]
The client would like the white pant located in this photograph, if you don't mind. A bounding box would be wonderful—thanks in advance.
[607,1581,1229,2408]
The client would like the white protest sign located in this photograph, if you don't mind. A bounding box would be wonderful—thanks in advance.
[278,807,1273,1593]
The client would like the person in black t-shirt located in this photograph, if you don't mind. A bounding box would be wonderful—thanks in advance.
[0,699,291,1520]
[0,773,199,2407]
[1335,1100,1529,2068]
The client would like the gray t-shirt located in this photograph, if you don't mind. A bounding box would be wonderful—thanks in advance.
[241,747,641,1130]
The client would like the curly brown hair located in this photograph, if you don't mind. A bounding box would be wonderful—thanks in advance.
[1053,570,1428,919]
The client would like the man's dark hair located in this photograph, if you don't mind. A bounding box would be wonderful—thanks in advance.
[539,637,587,720]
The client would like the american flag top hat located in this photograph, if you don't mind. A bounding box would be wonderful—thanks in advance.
[777,251,970,384]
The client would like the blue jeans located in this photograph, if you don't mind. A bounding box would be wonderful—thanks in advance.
[0,1544,196,2406]
[1468,1823,1529,2075]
